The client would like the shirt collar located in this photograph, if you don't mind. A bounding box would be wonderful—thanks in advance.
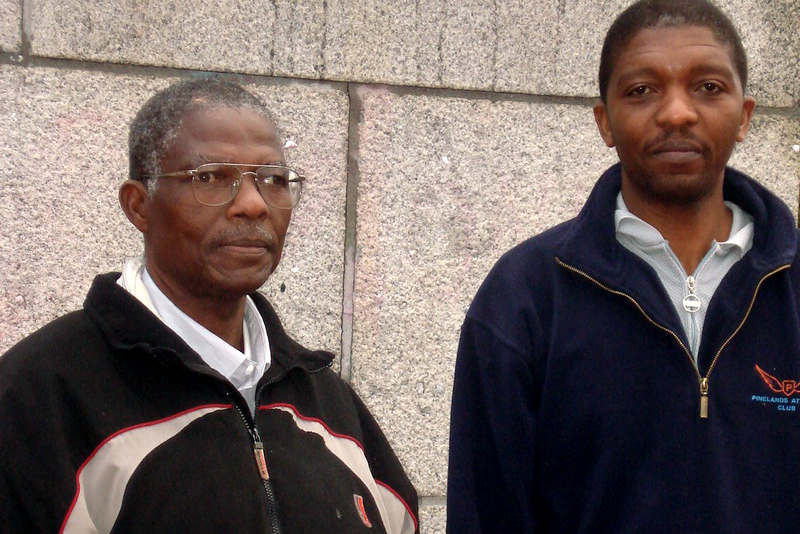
[141,268,270,388]
[614,192,753,254]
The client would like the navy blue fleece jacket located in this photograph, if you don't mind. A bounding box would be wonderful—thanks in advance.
[448,164,800,533]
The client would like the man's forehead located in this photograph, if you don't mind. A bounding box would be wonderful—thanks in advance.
[182,103,278,133]
[175,105,280,144]
[614,25,737,74]
[163,104,284,169]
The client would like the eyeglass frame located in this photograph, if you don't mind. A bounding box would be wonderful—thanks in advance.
[142,162,306,209]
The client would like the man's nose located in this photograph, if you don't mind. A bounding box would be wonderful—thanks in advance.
[230,172,270,218]
[655,89,699,129]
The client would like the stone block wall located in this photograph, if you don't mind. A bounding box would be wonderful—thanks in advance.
[1,1,798,531]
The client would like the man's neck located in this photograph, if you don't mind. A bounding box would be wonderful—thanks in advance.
[621,186,732,276]
[180,297,247,351]
[145,269,247,351]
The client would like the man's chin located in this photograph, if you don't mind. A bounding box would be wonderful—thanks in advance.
[207,265,273,297]
[627,167,720,207]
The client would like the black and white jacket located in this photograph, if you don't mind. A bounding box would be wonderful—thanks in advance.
[0,273,418,534]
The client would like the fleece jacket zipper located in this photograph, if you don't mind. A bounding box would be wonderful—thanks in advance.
[556,257,788,418]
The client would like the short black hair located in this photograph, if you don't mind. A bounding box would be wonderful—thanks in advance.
[598,0,747,103]
[128,77,275,187]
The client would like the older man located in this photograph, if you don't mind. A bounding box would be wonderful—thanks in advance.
[448,0,799,532]
[0,78,418,534]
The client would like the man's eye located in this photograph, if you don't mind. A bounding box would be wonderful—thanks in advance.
[265,174,289,187]
[700,82,722,93]
[196,172,218,184]
[627,85,650,96]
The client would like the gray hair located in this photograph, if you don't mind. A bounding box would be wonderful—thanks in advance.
[128,77,276,194]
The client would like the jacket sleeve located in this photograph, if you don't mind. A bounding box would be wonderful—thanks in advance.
[447,315,540,533]
[350,388,420,534]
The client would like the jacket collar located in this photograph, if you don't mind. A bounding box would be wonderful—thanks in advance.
[555,164,797,333]
[83,273,334,375]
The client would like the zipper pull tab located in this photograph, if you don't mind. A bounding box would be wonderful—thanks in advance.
[253,429,270,480]
[683,275,701,313]
[699,377,709,419]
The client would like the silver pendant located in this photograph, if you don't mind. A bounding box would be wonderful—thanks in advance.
[683,294,701,312]
[684,275,701,313]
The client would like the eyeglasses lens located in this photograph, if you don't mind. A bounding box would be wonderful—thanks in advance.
[192,164,302,208]
[256,167,300,209]
[192,164,239,206]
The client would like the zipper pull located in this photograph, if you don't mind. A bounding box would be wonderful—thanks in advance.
[683,275,701,313]
[699,377,709,419]
[252,428,271,480]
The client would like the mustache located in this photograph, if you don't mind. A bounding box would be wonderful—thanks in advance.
[210,224,275,248]
[644,131,708,154]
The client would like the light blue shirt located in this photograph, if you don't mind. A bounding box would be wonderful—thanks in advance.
[614,193,754,361]
[142,269,270,414]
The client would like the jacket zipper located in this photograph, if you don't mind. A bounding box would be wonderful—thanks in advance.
[555,258,788,419]
[233,361,330,532]
[230,396,283,534]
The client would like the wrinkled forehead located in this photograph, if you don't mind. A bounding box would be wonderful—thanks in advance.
[164,104,284,168]
[182,101,279,137]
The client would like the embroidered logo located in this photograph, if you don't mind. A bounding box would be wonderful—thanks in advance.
[752,365,800,412]
[756,365,800,397]
[354,494,372,528]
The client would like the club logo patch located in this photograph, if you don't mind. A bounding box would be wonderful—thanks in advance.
[752,365,800,412]
[756,365,800,397]
[354,494,372,528]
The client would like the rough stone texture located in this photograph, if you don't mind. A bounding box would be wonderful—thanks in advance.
[351,86,619,495]
[0,66,162,353]
[419,504,446,534]
[0,0,21,53]
[30,0,799,107]
[30,0,280,74]
[728,112,800,217]
[721,0,800,108]
[0,66,348,358]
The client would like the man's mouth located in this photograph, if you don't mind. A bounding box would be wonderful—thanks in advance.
[650,140,704,163]
[221,237,272,254]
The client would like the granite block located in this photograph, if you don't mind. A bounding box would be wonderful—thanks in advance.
[0,66,165,354]
[717,0,800,108]
[317,0,421,85]
[29,0,799,106]
[0,66,348,359]
[0,0,21,53]
[419,504,446,534]
[30,0,279,74]
[351,85,619,495]
[728,111,800,217]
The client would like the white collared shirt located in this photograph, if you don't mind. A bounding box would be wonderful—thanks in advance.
[142,269,270,414]
[614,193,754,360]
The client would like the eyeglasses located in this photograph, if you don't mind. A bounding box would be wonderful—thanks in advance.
[143,163,305,208]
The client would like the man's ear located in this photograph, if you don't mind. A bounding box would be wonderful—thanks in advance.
[736,96,757,142]
[593,101,615,148]
[119,180,150,233]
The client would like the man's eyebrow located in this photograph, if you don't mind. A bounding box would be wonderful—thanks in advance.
[615,67,659,86]
[687,63,737,80]
[188,153,222,167]
[615,63,737,87]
